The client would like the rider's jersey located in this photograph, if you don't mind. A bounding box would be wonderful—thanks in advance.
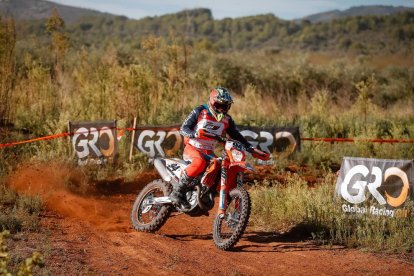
[180,104,251,151]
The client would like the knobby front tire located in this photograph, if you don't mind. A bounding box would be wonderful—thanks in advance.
[212,188,251,251]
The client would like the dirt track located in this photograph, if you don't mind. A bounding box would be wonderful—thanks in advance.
[7,163,414,275]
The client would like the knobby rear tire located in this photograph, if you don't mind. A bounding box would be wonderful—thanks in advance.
[212,188,251,251]
[130,179,172,232]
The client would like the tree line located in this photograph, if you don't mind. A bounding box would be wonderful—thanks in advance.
[11,8,414,54]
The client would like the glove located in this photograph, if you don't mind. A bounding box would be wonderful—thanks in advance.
[194,129,225,142]
[194,129,211,138]
[193,129,204,138]
[246,145,255,153]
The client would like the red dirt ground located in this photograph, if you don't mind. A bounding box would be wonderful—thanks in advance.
[6,162,414,275]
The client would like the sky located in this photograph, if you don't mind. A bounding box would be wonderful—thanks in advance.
[49,0,414,20]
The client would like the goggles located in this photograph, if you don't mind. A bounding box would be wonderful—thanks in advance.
[213,102,231,112]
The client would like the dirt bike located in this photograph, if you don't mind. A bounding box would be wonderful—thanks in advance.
[130,132,270,250]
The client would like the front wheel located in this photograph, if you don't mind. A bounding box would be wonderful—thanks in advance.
[212,188,251,250]
[130,179,172,232]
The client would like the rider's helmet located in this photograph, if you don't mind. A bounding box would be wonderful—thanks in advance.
[208,86,233,121]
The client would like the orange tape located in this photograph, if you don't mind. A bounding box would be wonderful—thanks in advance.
[0,127,127,149]
[0,132,71,148]
[301,137,414,144]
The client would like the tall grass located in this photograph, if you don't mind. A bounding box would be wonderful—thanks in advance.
[250,174,414,252]
[0,16,16,125]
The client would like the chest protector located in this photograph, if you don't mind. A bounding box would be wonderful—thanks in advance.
[188,109,229,150]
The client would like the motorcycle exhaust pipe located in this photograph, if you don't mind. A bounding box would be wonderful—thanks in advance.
[154,158,172,183]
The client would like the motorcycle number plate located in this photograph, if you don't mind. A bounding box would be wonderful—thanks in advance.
[165,159,185,178]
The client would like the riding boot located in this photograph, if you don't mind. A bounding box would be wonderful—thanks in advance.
[170,171,193,209]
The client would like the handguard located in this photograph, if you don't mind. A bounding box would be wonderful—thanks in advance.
[250,148,271,161]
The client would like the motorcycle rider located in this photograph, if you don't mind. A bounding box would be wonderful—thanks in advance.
[170,86,254,209]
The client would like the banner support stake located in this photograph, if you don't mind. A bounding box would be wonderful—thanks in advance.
[129,117,137,162]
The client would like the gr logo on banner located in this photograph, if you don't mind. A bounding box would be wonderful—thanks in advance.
[335,157,414,217]
[69,120,118,165]
[134,127,182,158]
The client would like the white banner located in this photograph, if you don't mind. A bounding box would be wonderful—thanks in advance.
[335,157,414,218]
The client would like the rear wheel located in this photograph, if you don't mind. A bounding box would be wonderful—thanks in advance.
[130,179,171,232]
[212,188,251,250]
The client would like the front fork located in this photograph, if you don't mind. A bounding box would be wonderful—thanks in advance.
[218,159,228,215]
[218,159,244,215]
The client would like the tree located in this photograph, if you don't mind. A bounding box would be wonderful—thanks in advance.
[46,8,69,81]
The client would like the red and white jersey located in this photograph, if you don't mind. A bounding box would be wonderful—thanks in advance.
[180,104,250,151]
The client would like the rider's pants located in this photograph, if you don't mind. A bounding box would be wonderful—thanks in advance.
[183,144,215,178]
